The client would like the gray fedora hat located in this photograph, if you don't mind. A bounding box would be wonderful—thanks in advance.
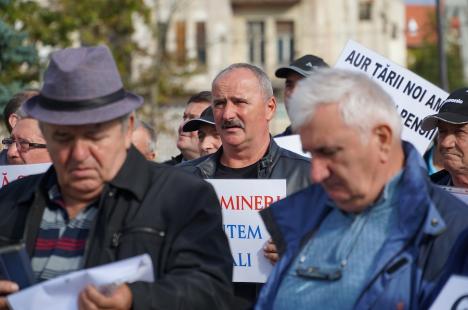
[23,45,143,125]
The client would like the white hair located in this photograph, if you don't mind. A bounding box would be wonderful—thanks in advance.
[289,68,402,140]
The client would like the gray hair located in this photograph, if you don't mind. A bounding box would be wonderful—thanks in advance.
[289,68,402,140]
[212,63,273,101]
[134,118,157,152]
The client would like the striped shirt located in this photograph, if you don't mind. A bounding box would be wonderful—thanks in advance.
[31,184,98,282]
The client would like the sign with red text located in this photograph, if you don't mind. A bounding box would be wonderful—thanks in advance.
[335,40,448,155]
[0,163,51,189]
[207,179,286,283]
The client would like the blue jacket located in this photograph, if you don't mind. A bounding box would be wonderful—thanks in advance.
[257,142,468,310]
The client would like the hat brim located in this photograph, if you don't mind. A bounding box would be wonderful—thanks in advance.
[275,66,309,78]
[421,112,468,131]
[183,119,215,132]
[23,92,143,125]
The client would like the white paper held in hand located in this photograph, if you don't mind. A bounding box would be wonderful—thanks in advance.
[7,254,154,310]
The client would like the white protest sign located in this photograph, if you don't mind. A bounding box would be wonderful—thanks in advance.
[274,135,311,158]
[430,275,468,310]
[0,163,51,189]
[335,39,448,155]
[440,186,468,206]
[207,179,286,283]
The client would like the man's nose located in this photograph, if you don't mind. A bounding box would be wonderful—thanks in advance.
[222,102,236,120]
[438,132,455,149]
[7,142,20,158]
[310,157,330,184]
[70,139,89,161]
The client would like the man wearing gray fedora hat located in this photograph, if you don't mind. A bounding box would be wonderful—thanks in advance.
[0,45,233,309]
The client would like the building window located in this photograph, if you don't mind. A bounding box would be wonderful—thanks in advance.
[276,21,294,64]
[196,22,207,66]
[175,21,186,64]
[247,21,265,65]
[359,0,373,21]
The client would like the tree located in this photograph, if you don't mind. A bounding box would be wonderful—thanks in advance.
[408,9,465,91]
[0,0,39,116]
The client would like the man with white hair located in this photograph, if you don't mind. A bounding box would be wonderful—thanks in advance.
[256,68,468,309]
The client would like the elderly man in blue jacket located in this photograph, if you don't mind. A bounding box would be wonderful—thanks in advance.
[256,68,468,309]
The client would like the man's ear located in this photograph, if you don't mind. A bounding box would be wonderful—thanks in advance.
[125,113,135,149]
[372,123,393,162]
[265,96,277,121]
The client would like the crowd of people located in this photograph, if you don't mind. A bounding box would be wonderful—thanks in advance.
[0,44,467,309]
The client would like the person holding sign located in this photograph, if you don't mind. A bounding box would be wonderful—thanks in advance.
[422,87,468,187]
[179,63,310,308]
[0,45,234,309]
[257,69,468,309]
[274,54,328,137]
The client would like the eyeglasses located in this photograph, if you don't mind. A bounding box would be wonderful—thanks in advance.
[1,138,47,152]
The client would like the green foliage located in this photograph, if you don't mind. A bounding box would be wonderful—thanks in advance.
[407,9,465,91]
[0,0,39,116]
[409,40,465,91]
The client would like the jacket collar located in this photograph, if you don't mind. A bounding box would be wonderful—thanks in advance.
[196,136,280,178]
[108,145,150,201]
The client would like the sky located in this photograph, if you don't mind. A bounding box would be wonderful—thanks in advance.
[406,0,435,4]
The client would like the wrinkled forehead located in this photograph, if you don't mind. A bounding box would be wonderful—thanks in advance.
[213,69,260,92]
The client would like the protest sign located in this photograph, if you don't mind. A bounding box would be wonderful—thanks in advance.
[207,179,286,283]
[335,40,448,155]
[430,275,468,310]
[0,163,51,189]
[274,135,311,158]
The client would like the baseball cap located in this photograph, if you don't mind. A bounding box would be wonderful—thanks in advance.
[183,106,215,132]
[421,87,468,131]
[275,54,329,78]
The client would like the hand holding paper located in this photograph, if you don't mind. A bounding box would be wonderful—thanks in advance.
[7,254,154,310]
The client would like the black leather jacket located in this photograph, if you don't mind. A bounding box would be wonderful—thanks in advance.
[177,138,311,195]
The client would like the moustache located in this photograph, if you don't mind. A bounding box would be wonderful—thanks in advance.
[221,119,245,129]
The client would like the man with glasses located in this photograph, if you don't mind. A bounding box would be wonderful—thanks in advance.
[2,109,50,165]
[256,69,468,309]
[0,90,40,165]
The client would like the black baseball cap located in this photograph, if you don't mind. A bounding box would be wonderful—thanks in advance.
[421,87,468,131]
[183,106,215,132]
[275,54,329,78]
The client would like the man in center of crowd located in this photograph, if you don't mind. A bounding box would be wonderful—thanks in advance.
[178,63,310,307]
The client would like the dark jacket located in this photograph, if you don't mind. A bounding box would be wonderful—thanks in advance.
[257,142,468,309]
[162,153,184,166]
[0,146,234,309]
[430,169,452,186]
[177,138,310,195]
[0,149,8,165]
[273,125,293,138]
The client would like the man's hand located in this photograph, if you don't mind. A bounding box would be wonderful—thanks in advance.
[0,280,19,309]
[263,238,279,265]
[78,283,132,310]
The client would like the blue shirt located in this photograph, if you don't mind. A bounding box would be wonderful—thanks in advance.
[274,171,402,310]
